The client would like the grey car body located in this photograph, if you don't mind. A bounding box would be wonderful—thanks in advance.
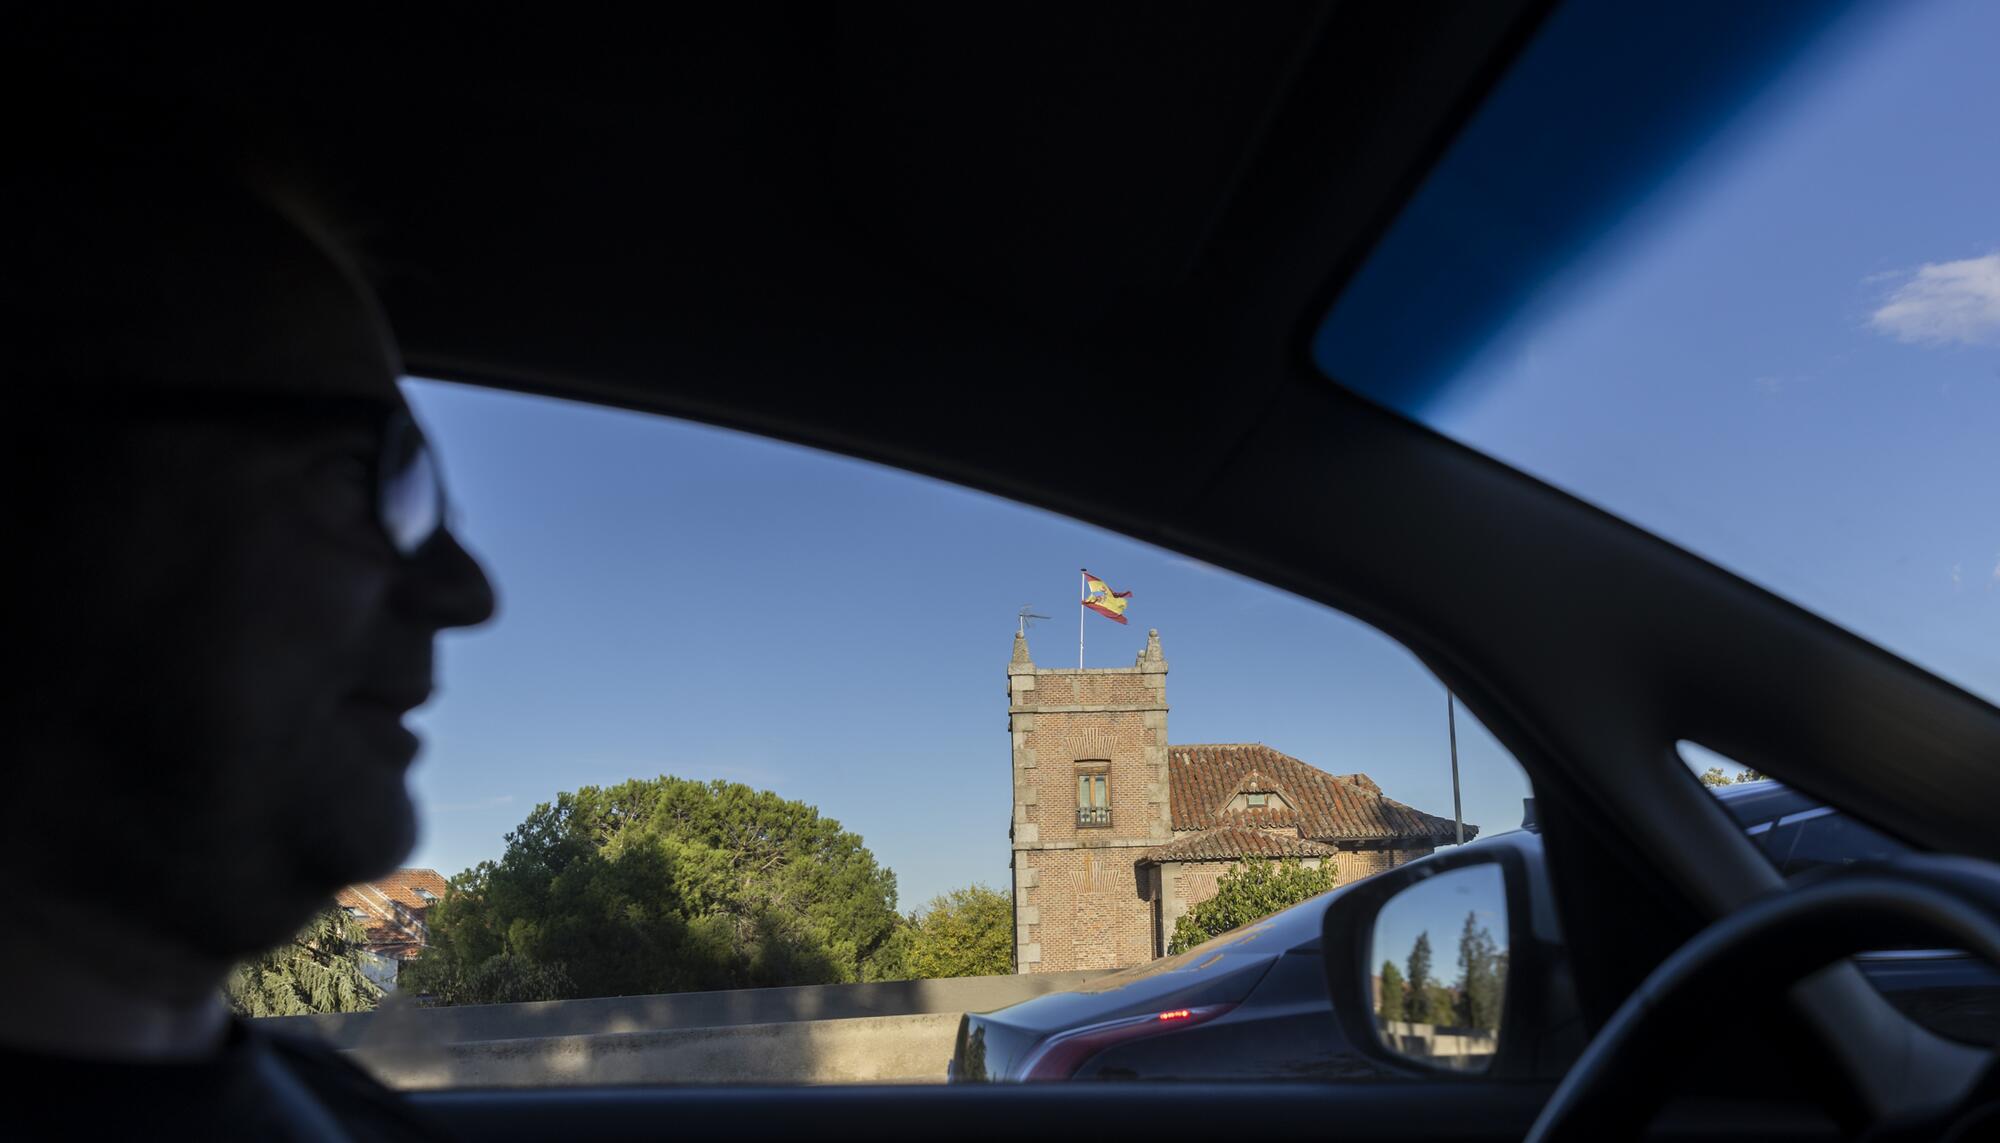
[952,784,2000,1082]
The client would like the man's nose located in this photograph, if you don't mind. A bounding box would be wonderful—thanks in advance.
[394,529,497,630]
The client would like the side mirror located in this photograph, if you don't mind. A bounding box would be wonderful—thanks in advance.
[1323,839,1579,1079]
[1369,863,1509,1071]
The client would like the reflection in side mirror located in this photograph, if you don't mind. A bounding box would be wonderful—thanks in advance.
[1369,863,1508,1073]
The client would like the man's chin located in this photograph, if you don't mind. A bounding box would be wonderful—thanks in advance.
[341,706,423,772]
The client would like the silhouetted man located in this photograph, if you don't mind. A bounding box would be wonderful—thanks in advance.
[1,165,496,1138]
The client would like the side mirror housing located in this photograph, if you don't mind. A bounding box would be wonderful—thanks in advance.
[1322,833,1583,1080]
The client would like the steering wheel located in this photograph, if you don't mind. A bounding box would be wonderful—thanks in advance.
[1525,860,2000,1142]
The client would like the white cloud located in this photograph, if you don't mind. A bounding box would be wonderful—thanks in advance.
[1950,562,1963,589]
[1869,252,2000,345]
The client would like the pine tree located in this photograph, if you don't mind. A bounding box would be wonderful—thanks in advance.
[1405,931,1436,1023]
[225,906,383,1017]
[1455,910,1502,1032]
[1378,960,1407,1021]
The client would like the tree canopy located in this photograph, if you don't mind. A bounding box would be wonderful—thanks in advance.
[872,884,1015,980]
[1377,960,1407,1021]
[1454,910,1503,1033]
[226,906,383,1017]
[1699,766,1769,787]
[1167,857,1339,954]
[1382,916,1505,1031]
[1403,929,1448,1023]
[404,777,900,1004]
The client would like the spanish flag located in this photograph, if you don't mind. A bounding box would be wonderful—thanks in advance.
[1081,569,1132,624]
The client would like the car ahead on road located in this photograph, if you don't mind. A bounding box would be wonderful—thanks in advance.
[952,784,2000,1082]
[950,830,1549,1084]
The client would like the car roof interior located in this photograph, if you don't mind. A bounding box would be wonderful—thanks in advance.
[24,3,2000,1137]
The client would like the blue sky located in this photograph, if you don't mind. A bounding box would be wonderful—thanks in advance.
[1373,0,1997,705]
[401,0,1992,913]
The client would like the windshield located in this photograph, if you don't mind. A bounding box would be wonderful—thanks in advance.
[1313,0,1998,706]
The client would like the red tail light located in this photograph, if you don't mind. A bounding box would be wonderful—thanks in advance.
[1018,1004,1235,1080]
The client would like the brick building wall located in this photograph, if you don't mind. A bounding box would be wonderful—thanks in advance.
[1007,629,1170,973]
[1157,859,1234,946]
[1336,846,1429,882]
[1007,629,1455,973]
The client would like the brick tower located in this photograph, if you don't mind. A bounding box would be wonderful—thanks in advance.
[1006,627,1172,972]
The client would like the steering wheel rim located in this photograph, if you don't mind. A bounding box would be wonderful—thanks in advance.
[1525,863,2000,1142]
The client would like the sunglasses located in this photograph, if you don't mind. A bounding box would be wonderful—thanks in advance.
[376,406,448,556]
[91,390,452,557]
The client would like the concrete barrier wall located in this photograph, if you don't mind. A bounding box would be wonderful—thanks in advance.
[1378,1019,1498,1072]
[351,1012,964,1089]
[271,971,1107,1049]
[263,972,1111,1088]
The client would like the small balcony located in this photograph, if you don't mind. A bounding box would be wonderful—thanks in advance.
[1076,806,1112,828]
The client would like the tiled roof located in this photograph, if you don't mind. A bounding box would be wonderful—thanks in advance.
[1144,826,1342,863]
[336,868,447,961]
[1168,743,1471,842]
[333,887,378,914]
[372,868,449,910]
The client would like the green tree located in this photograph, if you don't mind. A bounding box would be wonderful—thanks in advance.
[1454,910,1502,1032]
[1700,766,1770,787]
[1167,857,1339,954]
[1405,930,1442,1024]
[405,777,901,1004]
[884,884,1014,980]
[1424,983,1455,1024]
[1377,960,1407,1021]
[226,906,383,1017]
[400,942,576,1007]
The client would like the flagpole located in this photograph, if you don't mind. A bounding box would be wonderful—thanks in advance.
[1078,569,1086,669]
[1448,692,1465,845]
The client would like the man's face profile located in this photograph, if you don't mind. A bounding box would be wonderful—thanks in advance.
[6,177,496,962]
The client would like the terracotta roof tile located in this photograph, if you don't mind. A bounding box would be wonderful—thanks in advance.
[1144,826,1342,863]
[373,868,448,911]
[334,868,447,960]
[1168,743,1472,842]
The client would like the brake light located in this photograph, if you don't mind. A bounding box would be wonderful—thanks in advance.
[1018,1004,1235,1080]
